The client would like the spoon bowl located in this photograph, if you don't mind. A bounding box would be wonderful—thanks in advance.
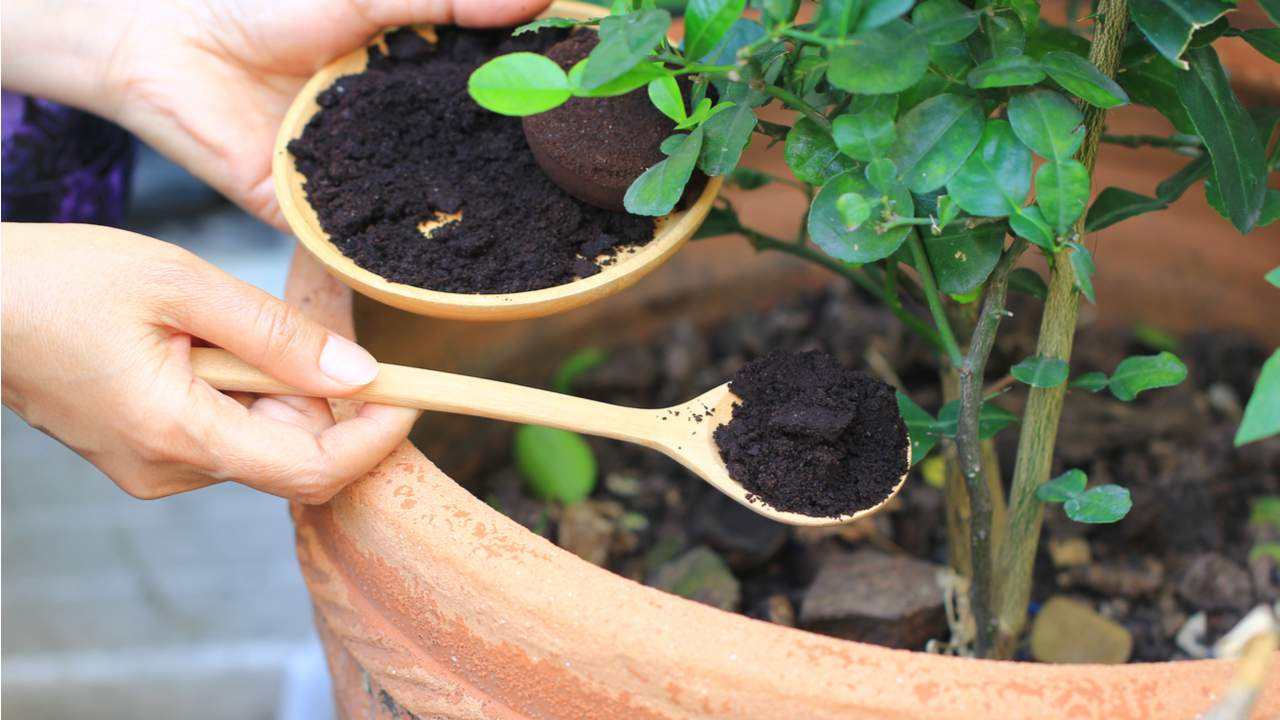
[272,7,722,321]
[192,348,907,527]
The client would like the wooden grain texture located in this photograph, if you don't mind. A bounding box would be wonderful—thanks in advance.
[192,347,906,527]
[271,14,722,321]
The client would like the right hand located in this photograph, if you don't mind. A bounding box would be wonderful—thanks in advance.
[1,222,420,503]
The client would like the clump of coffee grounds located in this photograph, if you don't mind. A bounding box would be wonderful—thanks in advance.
[287,27,656,294]
[713,350,909,517]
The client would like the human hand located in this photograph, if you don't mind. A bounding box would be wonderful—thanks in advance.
[1,222,419,502]
[1,0,551,228]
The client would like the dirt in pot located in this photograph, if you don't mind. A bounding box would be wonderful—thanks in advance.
[287,27,656,294]
[461,281,1279,661]
[713,350,909,517]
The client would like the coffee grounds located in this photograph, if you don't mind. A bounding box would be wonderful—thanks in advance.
[287,28,656,294]
[713,350,909,517]
[522,31,672,211]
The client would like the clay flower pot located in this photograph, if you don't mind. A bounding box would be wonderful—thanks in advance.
[278,3,1280,716]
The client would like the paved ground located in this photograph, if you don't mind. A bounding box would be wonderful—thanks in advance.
[2,148,332,719]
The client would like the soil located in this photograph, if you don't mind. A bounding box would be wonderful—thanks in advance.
[523,31,673,212]
[713,350,909,517]
[288,27,656,294]
[462,280,1280,661]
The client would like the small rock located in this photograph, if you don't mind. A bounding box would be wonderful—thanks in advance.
[648,546,741,611]
[1058,557,1164,598]
[1177,553,1253,611]
[1030,596,1133,664]
[557,501,615,567]
[1047,537,1092,568]
[1206,381,1242,420]
[604,472,642,497]
[799,549,946,649]
[765,594,796,627]
[1174,612,1211,659]
[689,491,788,570]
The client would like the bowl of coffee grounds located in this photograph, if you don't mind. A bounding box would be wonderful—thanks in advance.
[273,8,721,321]
[712,350,911,519]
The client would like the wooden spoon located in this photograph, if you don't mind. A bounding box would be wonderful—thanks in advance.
[192,348,907,527]
[273,11,721,322]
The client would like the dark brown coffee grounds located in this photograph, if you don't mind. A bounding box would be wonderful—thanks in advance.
[522,31,672,212]
[713,350,909,517]
[287,27,656,294]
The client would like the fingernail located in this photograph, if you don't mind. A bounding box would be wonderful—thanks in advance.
[319,335,379,386]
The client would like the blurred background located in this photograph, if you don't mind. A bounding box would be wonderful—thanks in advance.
[1,145,328,720]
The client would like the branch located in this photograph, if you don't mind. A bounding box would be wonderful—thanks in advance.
[761,85,833,135]
[993,0,1130,658]
[1101,133,1202,150]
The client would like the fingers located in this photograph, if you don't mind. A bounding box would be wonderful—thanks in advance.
[360,0,553,28]
[185,380,419,504]
[153,253,380,397]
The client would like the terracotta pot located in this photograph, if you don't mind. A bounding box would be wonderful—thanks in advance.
[280,11,1280,717]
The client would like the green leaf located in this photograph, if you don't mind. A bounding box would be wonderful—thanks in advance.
[1267,266,1280,289]
[913,0,980,44]
[1039,51,1129,108]
[1108,351,1188,401]
[1011,355,1070,387]
[1066,240,1096,303]
[514,425,597,505]
[1262,0,1280,23]
[1129,0,1235,69]
[837,192,873,229]
[684,0,747,61]
[817,0,863,38]
[513,17,600,35]
[984,13,1026,57]
[568,59,668,98]
[1071,371,1110,392]
[808,170,915,262]
[1156,154,1211,202]
[765,0,801,24]
[582,10,671,91]
[865,158,901,193]
[699,82,760,176]
[1008,267,1048,299]
[1037,469,1087,502]
[468,53,572,116]
[1236,349,1280,446]
[857,0,916,31]
[647,76,687,123]
[785,118,857,185]
[624,127,704,216]
[1085,187,1169,232]
[1251,496,1280,528]
[1238,29,1280,63]
[936,400,1020,439]
[553,348,608,393]
[1007,89,1085,163]
[1035,159,1090,233]
[1250,542,1280,563]
[829,20,930,95]
[1176,47,1268,233]
[946,120,1032,217]
[887,94,985,193]
[693,202,741,239]
[833,110,897,161]
[1009,0,1040,32]
[924,222,1006,294]
[1065,485,1132,523]
[1118,49,1197,134]
[936,194,961,229]
[967,54,1047,88]
[698,18,767,65]
[896,391,939,464]
[1009,206,1056,250]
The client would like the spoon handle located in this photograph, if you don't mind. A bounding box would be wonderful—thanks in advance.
[190,347,664,445]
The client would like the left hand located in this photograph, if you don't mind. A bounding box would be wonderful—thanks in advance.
[1,0,551,228]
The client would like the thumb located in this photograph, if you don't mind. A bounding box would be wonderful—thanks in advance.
[160,256,378,396]
[364,0,554,28]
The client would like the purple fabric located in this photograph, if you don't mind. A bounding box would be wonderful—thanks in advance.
[1,90,135,225]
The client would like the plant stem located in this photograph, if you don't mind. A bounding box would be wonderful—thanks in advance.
[992,0,1129,658]
[762,85,833,135]
[954,240,1027,655]
[1100,133,1202,150]
[741,227,945,350]
[907,231,964,369]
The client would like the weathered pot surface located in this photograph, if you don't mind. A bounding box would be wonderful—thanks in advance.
[285,229,1278,718]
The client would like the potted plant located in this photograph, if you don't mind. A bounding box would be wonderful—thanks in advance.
[281,0,1280,716]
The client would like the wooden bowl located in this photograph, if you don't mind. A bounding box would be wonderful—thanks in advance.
[271,12,722,321]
